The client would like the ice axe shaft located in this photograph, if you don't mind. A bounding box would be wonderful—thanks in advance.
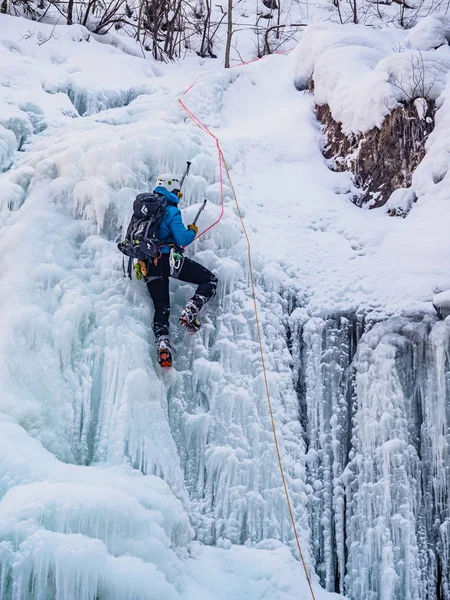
[193,199,207,225]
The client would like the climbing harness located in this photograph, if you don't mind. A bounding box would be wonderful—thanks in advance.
[178,60,317,600]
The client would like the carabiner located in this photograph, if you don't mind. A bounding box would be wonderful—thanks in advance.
[153,249,162,266]
[169,246,182,275]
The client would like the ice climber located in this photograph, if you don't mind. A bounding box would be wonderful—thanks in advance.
[140,174,217,367]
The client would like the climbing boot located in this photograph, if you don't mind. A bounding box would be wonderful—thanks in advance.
[179,300,201,333]
[157,336,172,368]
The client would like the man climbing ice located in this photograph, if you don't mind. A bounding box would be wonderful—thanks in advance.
[140,174,218,368]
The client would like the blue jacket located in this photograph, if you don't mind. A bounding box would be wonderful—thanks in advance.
[154,186,196,253]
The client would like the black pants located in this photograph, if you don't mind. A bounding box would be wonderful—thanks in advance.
[146,253,218,339]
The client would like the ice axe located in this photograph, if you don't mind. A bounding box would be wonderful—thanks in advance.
[193,199,207,226]
[179,161,191,190]
[171,197,206,274]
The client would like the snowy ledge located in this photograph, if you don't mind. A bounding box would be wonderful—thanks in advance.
[292,17,450,212]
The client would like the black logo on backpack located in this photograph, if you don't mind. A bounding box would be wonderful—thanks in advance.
[117,193,167,261]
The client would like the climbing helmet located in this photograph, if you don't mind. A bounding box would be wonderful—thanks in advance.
[155,173,181,193]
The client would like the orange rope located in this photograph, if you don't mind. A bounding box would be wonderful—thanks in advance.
[220,153,317,600]
[228,46,295,68]
[178,57,317,599]
[178,99,225,240]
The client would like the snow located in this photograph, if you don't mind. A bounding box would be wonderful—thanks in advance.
[293,22,450,135]
[0,419,331,599]
[404,15,450,51]
[386,187,416,217]
[0,9,449,600]
[433,290,450,319]
[185,542,342,600]
[0,14,159,132]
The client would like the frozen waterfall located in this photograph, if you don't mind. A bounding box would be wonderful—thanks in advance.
[289,312,450,599]
[1,13,449,600]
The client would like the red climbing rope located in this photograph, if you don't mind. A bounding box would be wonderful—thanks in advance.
[182,75,202,96]
[178,47,294,241]
[177,98,225,240]
[229,47,295,69]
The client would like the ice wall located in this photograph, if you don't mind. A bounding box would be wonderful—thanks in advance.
[0,25,316,596]
[166,282,310,550]
[1,14,449,600]
[290,311,450,600]
[0,417,193,600]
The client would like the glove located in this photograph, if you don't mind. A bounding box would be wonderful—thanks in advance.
[187,223,198,235]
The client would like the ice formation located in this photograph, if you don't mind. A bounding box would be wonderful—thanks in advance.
[0,11,449,600]
[290,314,450,599]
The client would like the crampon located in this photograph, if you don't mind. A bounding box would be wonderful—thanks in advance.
[179,301,201,333]
[157,337,172,368]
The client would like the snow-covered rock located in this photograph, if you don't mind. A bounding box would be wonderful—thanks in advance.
[404,15,450,51]
[293,21,450,134]
[386,187,417,217]
[433,290,450,319]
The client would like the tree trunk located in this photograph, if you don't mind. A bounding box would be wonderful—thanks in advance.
[152,0,159,60]
[224,0,232,68]
[136,0,144,41]
[276,0,281,39]
[199,0,211,57]
[67,0,74,24]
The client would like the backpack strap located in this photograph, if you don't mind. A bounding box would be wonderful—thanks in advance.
[121,254,133,280]
[122,255,139,280]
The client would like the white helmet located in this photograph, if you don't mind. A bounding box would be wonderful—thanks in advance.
[155,173,181,193]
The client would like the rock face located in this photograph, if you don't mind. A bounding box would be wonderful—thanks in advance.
[316,101,435,210]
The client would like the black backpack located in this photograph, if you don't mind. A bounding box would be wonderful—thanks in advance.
[118,192,167,277]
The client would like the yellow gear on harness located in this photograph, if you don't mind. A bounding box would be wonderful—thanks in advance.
[134,260,147,280]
